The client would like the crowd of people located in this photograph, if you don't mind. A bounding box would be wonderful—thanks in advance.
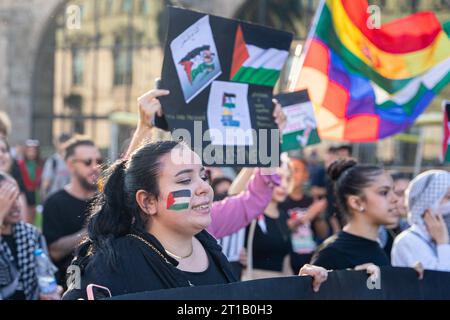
[0,85,449,300]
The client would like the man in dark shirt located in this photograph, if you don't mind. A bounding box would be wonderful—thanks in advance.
[43,136,102,286]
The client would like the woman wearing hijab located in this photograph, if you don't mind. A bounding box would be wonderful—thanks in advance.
[391,170,450,272]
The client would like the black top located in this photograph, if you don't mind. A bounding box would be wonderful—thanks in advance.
[62,230,237,300]
[180,250,228,286]
[310,231,390,270]
[42,189,90,284]
[10,161,27,196]
[278,195,314,214]
[246,210,292,272]
[1,235,26,300]
[2,235,18,263]
[278,195,319,241]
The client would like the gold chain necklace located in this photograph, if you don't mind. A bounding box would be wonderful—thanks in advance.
[165,246,193,260]
[127,234,193,262]
[127,234,171,264]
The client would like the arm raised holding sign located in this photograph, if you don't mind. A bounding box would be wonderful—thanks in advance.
[124,88,170,159]
[124,86,287,239]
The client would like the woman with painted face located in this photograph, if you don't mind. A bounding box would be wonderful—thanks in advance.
[310,159,399,270]
[62,141,329,299]
[125,88,284,241]
[391,170,450,272]
[61,88,329,299]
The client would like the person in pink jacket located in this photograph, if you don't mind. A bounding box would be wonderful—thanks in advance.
[208,168,280,238]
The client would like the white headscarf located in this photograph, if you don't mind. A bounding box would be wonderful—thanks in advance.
[406,170,450,232]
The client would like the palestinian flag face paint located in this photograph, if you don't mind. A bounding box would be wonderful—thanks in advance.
[166,189,191,211]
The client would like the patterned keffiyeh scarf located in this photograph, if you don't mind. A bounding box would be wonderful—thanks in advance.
[0,221,44,300]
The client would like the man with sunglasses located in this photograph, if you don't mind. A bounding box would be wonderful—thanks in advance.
[42,136,102,288]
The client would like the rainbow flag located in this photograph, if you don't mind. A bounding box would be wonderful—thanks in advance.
[293,0,450,141]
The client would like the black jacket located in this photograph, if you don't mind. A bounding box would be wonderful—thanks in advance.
[63,230,237,299]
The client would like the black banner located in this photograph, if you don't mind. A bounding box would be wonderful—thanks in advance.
[112,267,450,300]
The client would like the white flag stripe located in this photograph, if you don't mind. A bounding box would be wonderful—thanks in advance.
[243,45,289,70]
[373,57,450,105]
[172,196,191,204]
[422,57,450,89]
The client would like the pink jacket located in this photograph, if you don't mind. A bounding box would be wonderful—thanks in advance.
[207,168,280,239]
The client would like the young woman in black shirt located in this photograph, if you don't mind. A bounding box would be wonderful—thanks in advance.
[311,159,398,270]
[245,179,293,276]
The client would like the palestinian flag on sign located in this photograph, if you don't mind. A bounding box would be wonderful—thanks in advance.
[179,45,216,84]
[443,101,450,163]
[167,190,191,211]
[276,90,321,152]
[230,24,290,87]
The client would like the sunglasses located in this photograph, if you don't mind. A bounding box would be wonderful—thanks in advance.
[73,158,104,166]
[313,194,327,201]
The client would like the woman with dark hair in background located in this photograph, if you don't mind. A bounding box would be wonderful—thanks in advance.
[311,159,398,270]
[243,167,293,279]
[211,176,233,202]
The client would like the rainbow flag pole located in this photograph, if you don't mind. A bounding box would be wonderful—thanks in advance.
[288,0,326,92]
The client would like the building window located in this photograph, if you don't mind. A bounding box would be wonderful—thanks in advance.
[79,4,85,21]
[64,94,84,134]
[139,0,148,15]
[113,38,133,85]
[121,0,132,13]
[105,0,114,15]
[72,48,84,85]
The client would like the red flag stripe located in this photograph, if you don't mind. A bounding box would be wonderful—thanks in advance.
[166,192,175,209]
[230,24,250,79]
